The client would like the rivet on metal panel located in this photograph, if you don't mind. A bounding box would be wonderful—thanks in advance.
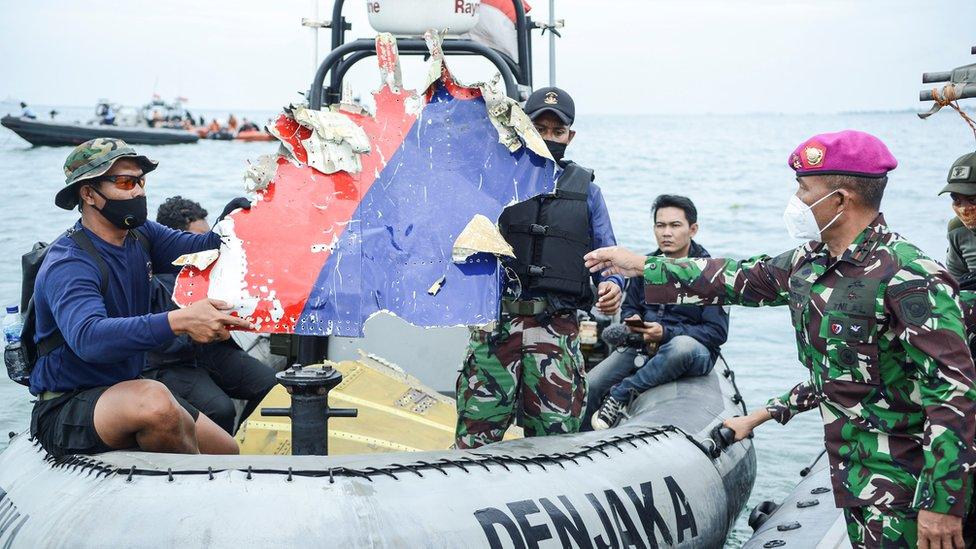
[777,522,801,531]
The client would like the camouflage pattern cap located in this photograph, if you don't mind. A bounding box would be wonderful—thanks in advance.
[57,138,157,210]
[938,151,976,196]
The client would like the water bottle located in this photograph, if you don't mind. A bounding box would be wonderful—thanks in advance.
[3,306,22,346]
[3,305,29,385]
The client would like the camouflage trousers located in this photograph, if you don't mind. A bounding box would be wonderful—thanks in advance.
[843,506,917,549]
[454,312,586,449]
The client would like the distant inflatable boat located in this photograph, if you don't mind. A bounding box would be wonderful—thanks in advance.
[234,129,275,142]
[0,355,755,547]
[0,115,199,147]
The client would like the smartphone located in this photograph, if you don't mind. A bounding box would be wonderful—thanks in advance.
[624,318,645,328]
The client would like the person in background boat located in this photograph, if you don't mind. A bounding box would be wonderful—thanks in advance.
[584,131,976,548]
[29,138,253,459]
[101,104,116,126]
[19,102,37,120]
[454,87,624,449]
[180,111,195,130]
[587,195,729,430]
[937,152,976,545]
[142,196,277,435]
[227,114,238,132]
[48,109,58,120]
[239,118,260,133]
[940,152,976,283]
[207,119,221,135]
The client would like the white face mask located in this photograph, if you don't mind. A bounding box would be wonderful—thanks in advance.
[782,190,842,242]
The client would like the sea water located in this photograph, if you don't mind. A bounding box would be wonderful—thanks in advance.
[0,105,971,546]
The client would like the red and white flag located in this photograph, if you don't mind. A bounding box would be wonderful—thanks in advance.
[463,0,531,61]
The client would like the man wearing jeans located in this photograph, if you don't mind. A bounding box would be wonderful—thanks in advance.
[589,195,728,430]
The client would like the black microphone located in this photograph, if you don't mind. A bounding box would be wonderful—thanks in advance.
[601,323,636,348]
[602,323,649,368]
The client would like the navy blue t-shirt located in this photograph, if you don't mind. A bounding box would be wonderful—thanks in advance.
[29,220,221,395]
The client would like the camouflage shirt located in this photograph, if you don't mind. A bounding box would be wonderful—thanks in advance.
[642,214,976,516]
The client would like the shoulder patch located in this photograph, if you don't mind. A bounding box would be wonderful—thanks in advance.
[898,291,931,326]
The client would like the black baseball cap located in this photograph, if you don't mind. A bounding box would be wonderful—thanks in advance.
[524,87,575,126]
[939,151,976,196]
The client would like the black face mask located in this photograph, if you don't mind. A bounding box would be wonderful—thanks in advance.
[544,140,568,163]
[91,187,148,229]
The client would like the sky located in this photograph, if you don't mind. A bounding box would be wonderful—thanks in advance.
[1,0,974,115]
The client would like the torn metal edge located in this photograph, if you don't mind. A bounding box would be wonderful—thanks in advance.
[290,106,372,175]
[451,214,514,263]
[421,29,552,160]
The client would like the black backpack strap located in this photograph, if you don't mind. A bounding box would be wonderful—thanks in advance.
[34,317,65,357]
[129,227,151,255]
[68,228,110,295]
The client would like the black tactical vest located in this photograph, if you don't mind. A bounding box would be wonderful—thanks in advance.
[498,161,594,309]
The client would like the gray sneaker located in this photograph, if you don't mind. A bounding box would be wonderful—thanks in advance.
[591,395,625,430]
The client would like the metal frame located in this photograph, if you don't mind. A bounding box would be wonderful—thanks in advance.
[310,39,521,108]
[310,0,534,109]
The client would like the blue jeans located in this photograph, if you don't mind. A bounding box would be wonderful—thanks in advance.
[583,336,714,428]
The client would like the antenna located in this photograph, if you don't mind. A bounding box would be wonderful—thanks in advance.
[302,0,334,75]
[549,0,556,86]
[538,1,565,87]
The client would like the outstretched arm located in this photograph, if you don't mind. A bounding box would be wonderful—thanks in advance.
[765,381,820,424]
[585,246,798,307]
[724,381,819,441]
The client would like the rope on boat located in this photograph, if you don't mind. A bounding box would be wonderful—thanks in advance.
[37,424,697,482]
[921,84,976,143]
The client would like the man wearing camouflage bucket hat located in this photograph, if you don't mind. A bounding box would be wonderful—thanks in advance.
[941,152,976,281]
[585,130,976,547]
[29,138,253,458]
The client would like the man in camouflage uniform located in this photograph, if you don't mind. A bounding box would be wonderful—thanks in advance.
[454,87,624,448]
[941,152,976,546]
[585,130,976,548]
[941,152,976,281]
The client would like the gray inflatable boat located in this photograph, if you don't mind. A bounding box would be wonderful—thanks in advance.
[0,357,755,547]
[742,451,849,549]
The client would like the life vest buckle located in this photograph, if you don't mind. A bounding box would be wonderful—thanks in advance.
[529,223,548,235]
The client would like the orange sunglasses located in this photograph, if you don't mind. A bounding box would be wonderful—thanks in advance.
[95,174,146,191]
